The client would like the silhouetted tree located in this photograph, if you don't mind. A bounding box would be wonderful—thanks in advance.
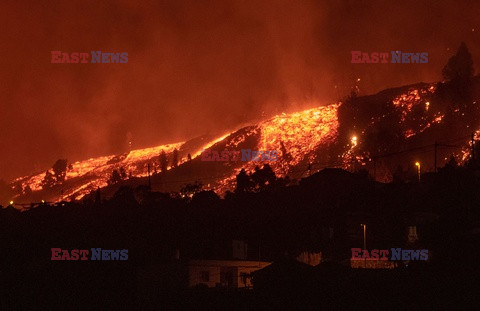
[188,153,192,161]
[172,148,179,168]
[108,169,122,185]
[52,159,68,183]
[235,169,253,193]
[436,42,477,128]
[180,180,203,200]
[24,185,32,196]
[446,155,458,168]
[40,159,68,189]
[251,164,277,192]
[159,150,168,173]
[41,170,55,189]
[234,165,284,193]
[119,167,127,179]
[442,42,474,82]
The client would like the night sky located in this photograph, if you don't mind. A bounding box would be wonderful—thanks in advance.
[1,0,479,180]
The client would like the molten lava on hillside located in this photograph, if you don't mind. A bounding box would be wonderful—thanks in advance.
[8,78,480,205]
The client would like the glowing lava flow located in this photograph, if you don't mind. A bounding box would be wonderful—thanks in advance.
[392,85,443,139]
[14,142,184,201]
[257,104,340,173]
[12,131,234,202]
[215,104,340,193]
[11,81,474,202]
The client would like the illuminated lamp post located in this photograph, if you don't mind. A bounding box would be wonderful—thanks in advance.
[361,224,367,268]
[361,224,367,250]
[415,162,421,182]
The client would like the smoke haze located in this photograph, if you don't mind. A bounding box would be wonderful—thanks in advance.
[1,0,479,179]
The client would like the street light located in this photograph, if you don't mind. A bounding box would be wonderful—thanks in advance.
[361,224,367,268]
[360,224,367,250]
[415,162,421,182]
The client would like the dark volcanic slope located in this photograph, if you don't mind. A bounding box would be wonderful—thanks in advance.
[6,77,480,206]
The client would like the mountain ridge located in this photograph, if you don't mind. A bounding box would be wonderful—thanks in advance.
[5,77,480,207]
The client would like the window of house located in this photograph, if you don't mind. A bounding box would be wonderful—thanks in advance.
[220,270,233,286]
[240,272,248,286]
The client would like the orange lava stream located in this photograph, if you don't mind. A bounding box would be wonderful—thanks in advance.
[15,142,184,201]
[13,82,473,202]
[215,104,340,194]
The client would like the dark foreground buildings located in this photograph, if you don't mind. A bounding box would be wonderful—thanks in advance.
[2,166,480,309]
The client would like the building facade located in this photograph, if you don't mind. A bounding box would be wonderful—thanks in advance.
[188,259,271,288]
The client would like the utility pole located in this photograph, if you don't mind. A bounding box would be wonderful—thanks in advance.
[361,224,367,250]
[361,224,367,268]
[434,141,438,173]
[147,163,151,192]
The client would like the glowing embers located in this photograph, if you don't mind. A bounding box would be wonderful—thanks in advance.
[460,129,480,163]
[392,86,436,120]
[390,85,443,139]
[351,136,358,147]
[405,130,416,138]
[392,89,422,122]
[214,103,341,194]
[341,134,369,170]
